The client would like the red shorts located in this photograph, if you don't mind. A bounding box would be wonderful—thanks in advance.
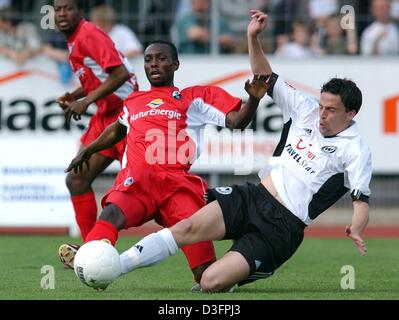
[101,167,215,269]
[80,111,126,162]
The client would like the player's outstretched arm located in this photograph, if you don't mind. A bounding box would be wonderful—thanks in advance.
[226,73,270,129]
[345,200,369,256]
[65,121,127,173]
[247,9,272,76]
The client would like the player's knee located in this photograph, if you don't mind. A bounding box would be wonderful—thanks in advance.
[170,218,193,243]
[98,204,126,230]
[200,269,223,292]
[65,172,90,193]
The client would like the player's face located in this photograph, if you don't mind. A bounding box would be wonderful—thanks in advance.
[53,0,81,36]
[319,92,356,137]
[144,44,179,87]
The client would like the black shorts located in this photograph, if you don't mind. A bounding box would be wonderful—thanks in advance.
[207,183,306,286]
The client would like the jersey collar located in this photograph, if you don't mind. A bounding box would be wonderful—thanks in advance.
[150,86,180,94]
[67,19,86,42]
[336,121,359,138]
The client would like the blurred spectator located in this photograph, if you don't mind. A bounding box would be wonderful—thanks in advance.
[90,4,143,59]
[0,8,41,65]
[392,0,399,22]
[275,20,314,58]
[360,0,399,55]
[177,0,236,54]
[272,0,310,53]
[42,31,72,85]
[220,0,269,53]
[312,14,358,55]
[220,0,268,33]
[308,0,338,20]
[0,0,10,10]
[139,0,180,47]
[308,0,339,53]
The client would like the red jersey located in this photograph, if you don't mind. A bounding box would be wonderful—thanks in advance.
[67,19,138,115]
[118,85,241,171]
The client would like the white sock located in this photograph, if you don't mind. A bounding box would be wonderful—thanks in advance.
[120,228,178,274]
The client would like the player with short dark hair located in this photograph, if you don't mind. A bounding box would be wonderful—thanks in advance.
[53,0,138,246]
[110,10,372,292]
[60,39,269,288]
[320,78,362,114]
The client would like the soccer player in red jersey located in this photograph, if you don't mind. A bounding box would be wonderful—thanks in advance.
[61,39,269,287]
[53,0,138,242]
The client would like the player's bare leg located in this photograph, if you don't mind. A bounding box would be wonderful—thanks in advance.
[174,203,248,292]
[200,252,250,292]
[65,150,114,195]
[171,200,226,245]
[119,201,226,278]
[170,201,225,289]
[190,260,214,285]
[65,151,114,239]
[59,151,114,269]
[97,204,127,230]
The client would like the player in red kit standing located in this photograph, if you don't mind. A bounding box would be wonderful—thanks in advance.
[53,0,138,245]
[61,40,269,288]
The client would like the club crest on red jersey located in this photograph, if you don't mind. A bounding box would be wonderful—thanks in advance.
[147,99,165,109]
[123,177,134,186]
[172,91,182,100]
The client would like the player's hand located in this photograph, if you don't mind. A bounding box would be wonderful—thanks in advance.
[65,149,91,174]
[57,92,75,111]
[345,225,367,256]
[64,99,89,122]
[245,74,270,100]
[247,9,268,38]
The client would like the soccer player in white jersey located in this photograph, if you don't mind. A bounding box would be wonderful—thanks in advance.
[76,10,372,292]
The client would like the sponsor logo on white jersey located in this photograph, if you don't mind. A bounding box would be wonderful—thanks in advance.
[321,145,337,154]
[303,128,313,135]
[285,143,316,175]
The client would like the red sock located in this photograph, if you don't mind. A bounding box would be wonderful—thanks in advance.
[85,220,118,245]
[71,192,97,242]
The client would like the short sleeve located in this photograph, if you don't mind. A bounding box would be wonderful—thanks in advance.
[268,73,317,123]
[186,86,241,127]
[344,144,372,198]
[118,106,130,127]
[83,26,124,72]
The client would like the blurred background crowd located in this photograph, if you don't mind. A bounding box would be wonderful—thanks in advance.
[0,0,398,67]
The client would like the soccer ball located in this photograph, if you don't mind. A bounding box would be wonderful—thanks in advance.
[74,240,121,290]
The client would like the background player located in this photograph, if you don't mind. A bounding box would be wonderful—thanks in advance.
[103,11,372,292]
[62,40,269,287]
[53,0,138,244]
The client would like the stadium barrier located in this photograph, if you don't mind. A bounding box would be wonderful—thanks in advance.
[1,55,398,235]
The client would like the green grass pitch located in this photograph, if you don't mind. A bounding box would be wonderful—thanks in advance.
[0,235,398,300]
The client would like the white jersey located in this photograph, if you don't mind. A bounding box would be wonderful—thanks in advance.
[259,74,372,225]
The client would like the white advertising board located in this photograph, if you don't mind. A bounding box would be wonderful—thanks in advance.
[1,55,398,229]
